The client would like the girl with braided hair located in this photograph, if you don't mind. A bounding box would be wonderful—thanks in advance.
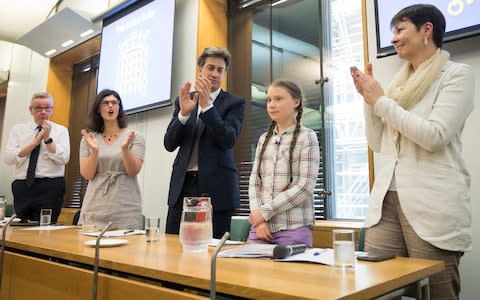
[247,80,320,246]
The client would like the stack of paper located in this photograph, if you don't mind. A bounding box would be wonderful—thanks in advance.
[82,229,145,238]
[218,244,276,258]
[276,248,334,265]
[218,245,336,265]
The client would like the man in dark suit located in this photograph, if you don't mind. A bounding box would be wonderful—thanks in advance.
[164,47,245,238]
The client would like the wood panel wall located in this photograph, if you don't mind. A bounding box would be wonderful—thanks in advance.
[312,221,363,249]
[47,35,100,127]
[196,0,229,90]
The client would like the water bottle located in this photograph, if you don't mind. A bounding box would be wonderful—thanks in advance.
[179,197,213,253]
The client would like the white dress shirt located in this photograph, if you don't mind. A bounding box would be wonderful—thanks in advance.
[4,120,70,179]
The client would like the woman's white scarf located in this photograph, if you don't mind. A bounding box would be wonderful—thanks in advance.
[386,49,449,143]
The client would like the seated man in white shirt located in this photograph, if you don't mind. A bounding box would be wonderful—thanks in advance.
[4,92,70,223]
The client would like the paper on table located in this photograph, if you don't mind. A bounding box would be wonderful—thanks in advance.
[208,238,245,247]
[275,248,334,265]
[23,225,76,231]
[82,229,145,238]
[0,217,21,226]
[218,243,276,258]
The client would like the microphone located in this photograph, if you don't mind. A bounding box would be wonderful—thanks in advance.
[274,138,280,145]
[0,214,16,289]
[92,221,112,300]
[211,231,230,300]
[273,244,307,259]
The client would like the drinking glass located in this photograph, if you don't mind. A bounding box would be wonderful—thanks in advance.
[40,209,52,226]
[82,213,96,233]
[145,217,160,243]
[333,229,355,268]
[179,197,212,253]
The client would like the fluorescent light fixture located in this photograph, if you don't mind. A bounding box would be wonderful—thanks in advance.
[16,7,101,58]
[81,65,91,72]
[45,49,57,56]
[271,0,290,6]
[80,29,94,38]
[61,40,74,47]
[239,0,263,8]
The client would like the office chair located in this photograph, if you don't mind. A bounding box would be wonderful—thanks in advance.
[72,210,80,225]
[357,227,366,252]
[229,216,251,242]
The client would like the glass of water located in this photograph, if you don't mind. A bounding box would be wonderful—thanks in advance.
[333,229,355,268]
[145,217,160,243]
[40,208,52,226]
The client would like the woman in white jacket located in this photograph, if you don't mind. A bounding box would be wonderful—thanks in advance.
[351,4,474,299]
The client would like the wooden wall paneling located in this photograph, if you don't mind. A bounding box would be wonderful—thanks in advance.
[1,252,208,300]
[312,221,363,249]
[47,63,72,127]
[227,8,255,172]
[197,0,228,90]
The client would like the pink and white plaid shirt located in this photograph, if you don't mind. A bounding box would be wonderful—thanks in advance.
[249,124,320,233]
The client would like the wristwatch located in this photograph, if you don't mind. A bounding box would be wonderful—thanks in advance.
[44,138,53,144]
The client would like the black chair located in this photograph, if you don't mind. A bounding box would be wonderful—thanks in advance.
[72,210,81,225]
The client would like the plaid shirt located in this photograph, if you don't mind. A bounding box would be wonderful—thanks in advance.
[249,124,320,233]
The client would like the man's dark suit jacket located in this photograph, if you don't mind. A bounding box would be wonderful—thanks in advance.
[164,90,246,211]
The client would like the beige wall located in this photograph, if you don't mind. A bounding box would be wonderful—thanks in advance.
[0,43,49,203]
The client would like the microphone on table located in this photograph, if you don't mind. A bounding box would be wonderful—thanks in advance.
[211,231,230,300]
[92,221,112,300]
[273,244,307,259]
[0,214,17,289]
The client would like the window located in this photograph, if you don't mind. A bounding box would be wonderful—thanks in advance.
[229,0,368,220]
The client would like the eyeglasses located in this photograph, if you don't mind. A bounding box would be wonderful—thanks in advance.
[101,100,120,106]
[32,106,53,112]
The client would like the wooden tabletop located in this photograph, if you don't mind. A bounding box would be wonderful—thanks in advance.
[3,226,444,300]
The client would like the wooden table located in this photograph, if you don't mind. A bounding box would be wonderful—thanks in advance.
[1,226,444,299]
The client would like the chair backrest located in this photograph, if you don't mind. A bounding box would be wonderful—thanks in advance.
[229,216,251,242]
[72,210,80,225]
[5,203,15,217]
[357,227,366,251]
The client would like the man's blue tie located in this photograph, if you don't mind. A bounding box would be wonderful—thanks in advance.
[25,125,42,188]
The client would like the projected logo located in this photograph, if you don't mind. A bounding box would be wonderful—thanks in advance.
[116,30,150,101]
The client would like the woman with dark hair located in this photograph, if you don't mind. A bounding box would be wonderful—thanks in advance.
[351,4,474,299]
[79,89,145,229]
[248,80,319,246]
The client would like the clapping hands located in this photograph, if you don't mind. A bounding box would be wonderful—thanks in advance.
[80,129,99,153]
[350,64,385,105]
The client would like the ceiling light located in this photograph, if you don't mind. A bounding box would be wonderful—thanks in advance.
[238,0,263,9]
[61,40,74,47]
[16,7,101,58]
[80,29,94,38]
[271,0,290,6]
[45,49,57,56]
[81,65,91,72]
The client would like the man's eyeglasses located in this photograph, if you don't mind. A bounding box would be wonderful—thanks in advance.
[32,106,53,112]
[101,100,120,106]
